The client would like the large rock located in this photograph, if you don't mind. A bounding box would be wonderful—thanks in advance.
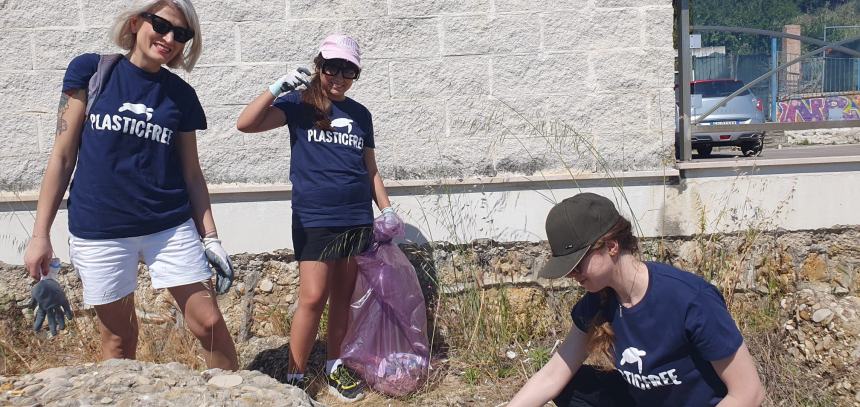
[0,359,318,406]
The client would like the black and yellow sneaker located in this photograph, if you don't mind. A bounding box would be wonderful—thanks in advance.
[327,364,365,402]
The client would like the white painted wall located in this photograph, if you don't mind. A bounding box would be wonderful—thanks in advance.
[0,0,675,192]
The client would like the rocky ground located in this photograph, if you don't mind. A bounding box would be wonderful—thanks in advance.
[1,227,858,405]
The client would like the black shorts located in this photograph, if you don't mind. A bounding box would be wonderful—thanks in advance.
[292,224,373,261]
[554,365,634,407]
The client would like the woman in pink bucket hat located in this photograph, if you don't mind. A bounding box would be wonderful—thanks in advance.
[237,34,395,402]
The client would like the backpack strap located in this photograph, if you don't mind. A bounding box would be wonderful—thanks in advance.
[85,53,123,116]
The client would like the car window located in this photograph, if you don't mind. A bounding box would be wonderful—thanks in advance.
[691,81,750,97]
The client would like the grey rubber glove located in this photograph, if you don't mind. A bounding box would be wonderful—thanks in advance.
[203,237,234,295]
[269,67,312,97]
[31,279,73,336]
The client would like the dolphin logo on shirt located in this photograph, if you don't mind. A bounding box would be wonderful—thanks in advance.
[118,102,154,121]
[330,118,353,133]
[620,347,647,374]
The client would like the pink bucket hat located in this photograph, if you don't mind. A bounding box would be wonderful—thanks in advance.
[319,34,361,69]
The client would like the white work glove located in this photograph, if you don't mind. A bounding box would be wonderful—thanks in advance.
[381,206,396,220]
[269,67,312,97]
[203,237,234,295]
[380,207,402,230]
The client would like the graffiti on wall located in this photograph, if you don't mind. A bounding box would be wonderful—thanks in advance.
[777,94,860,122]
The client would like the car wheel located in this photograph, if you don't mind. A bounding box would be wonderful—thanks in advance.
[696,146,713,158]
[741,137,764,157]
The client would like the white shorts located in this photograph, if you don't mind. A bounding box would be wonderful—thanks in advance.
[69,218,212,306]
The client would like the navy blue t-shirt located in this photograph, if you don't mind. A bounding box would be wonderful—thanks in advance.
[571,262,743,406]
[62,53,206,239]
[273,91,375,228]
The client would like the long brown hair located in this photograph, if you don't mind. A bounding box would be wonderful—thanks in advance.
[585,216,639,369]
[301,54,332,130]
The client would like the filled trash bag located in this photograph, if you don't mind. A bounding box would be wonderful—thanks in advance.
[340,212,430,397]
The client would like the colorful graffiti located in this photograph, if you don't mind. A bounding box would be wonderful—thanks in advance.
[777,93,860,123]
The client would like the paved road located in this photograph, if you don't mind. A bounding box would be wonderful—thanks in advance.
[692,144,860,162]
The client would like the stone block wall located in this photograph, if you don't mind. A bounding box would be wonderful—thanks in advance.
[0,0,675,191]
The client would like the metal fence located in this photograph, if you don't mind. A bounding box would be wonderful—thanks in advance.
[692,52,860,119]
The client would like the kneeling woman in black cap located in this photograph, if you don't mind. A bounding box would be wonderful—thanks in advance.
[509,193,764,406]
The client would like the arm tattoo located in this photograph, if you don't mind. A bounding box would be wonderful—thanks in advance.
[55,92,71,136]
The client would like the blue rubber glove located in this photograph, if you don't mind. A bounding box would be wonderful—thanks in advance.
[269,67,312,97]
[203,237,234,295]
[31,279,73,336]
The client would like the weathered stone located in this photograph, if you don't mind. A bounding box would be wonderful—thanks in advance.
[207,374,243,388]
[34,367,71,381]
[22,383,43,396]
[801,253,829,282]
[812,308,834,324]
[259,279,274,293]
[5,360,316,405]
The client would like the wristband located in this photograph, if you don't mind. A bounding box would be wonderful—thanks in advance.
[268,80,284,97]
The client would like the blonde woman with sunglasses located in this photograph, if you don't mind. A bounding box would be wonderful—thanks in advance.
[237,34,394,402]
[24,0,238,370]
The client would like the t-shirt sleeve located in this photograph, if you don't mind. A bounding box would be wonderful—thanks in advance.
[570,293,601,333]
[178,84,207,132]
[364,108,375,149]
[62,53,100,93]
[685,284,744,361]
[272,91,301,119]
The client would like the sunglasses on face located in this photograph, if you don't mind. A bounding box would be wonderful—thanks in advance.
[321,60,360,80]
[139,12,194,43]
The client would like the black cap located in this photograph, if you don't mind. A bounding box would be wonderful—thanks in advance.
[538,193,620,279]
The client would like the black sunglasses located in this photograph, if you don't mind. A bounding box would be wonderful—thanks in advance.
[139,12,194,43]
[321,59,360,80]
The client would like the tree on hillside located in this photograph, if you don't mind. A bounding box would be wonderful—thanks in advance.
[692,0,801,54]
[792,0,860,51]
[796,0,850,12]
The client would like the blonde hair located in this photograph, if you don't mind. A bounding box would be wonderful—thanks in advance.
[109,0,202,72]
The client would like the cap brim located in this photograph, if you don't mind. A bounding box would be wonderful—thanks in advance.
[538,244,591,279]
[320,49,361,69]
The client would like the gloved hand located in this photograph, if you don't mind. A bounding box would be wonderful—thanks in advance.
[269,67,312,97]
[30,278,73,337]
[203,237,234,295]
[374,207,404,242]
[381,206,397,222]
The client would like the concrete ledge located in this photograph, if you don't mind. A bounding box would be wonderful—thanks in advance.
[676,155,860,170]
[0,169,681,204]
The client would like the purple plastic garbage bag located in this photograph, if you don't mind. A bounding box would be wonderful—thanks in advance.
[340,213,430,397]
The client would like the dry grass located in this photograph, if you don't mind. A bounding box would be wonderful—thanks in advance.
[0,298,206,376]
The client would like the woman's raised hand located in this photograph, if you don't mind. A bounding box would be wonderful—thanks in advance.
[269,67,312,97]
